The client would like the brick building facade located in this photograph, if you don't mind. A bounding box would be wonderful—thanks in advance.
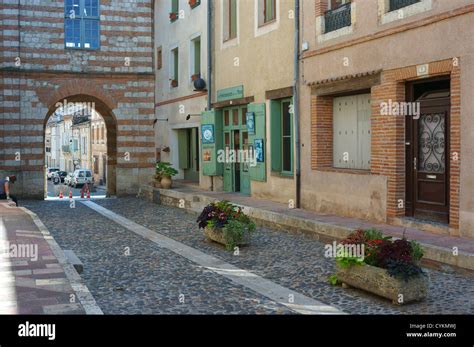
[300,0,474,238]
[0,0,155,198]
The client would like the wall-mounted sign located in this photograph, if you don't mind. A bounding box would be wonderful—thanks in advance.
[203,149,212,162]
[216,85,244,102]
[254,138,264,163]
[246,112,255,135]
[201,124,215,144]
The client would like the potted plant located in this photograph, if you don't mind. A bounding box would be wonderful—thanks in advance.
[170,79,178,88]
[189,0,200,8]
[197,201,255,251]
[155,162,178,189]
[329,228,429,305]
[169,12,178,21]
[191,73,200,81]
[153,162,163,188]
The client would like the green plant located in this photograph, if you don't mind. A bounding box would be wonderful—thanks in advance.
[364,228,386,241]
[328,274,340,286]
[223,219,255,251]
[386,259,425,282]
[410,240,424,262]
[155,162,178,179]
[336,253,365,268]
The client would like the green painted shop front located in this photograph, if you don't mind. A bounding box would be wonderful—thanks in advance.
[200,102,266,196]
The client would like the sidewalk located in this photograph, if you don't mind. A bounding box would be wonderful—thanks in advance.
[140,183,474,272]
[0,202,101,314]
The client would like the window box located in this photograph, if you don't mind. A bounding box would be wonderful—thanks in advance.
[389,0,420,12]
[324,2,351,34]
[169,12,178,22]
[189,0,200,9]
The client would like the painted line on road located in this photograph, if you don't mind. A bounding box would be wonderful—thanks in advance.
[81,200,345,315]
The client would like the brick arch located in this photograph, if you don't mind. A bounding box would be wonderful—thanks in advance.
[43,79,117,113]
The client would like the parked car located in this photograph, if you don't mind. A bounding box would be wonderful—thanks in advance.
[46,168,59,180]
[71,169,94,188]
[53,171,68,183]
[64,172,74,186]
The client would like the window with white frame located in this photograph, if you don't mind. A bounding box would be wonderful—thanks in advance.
[258,0,276,26]
[223,0,238,41]
[333,94,371,170]
[191,36,201,79]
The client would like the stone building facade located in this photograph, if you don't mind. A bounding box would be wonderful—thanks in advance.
[300,0,474,238]
[0,0,155,198]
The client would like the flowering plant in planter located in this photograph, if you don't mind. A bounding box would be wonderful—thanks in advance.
[169,12,178,21]
[330,228,428,304]
[197,201,255,250]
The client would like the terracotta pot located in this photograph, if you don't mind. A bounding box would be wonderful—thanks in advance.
[160,176,172,189]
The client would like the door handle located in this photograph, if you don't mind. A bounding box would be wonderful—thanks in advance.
[414,157,417,171]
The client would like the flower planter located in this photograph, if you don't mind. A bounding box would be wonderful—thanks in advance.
[160,176,172,189]
[189,0,200,8]
[170,80,178,88]
[169,12,178,21]
[336,263,429,305]
[204,226,250,247]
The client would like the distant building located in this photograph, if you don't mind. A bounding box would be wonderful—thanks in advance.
[91,111,107,185]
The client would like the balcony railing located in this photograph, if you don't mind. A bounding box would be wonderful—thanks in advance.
[325,2,351,34]
[389,0,420,12]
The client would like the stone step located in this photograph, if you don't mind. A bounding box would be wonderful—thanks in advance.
[63,250,83,274]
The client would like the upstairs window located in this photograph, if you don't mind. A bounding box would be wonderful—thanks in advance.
[389,0,421,12]
[223,0,237,41]
[170,0,179,22]
[191,36,201,79]
[170,47,179,88]
[259,0,276,26]
[65,0,100,49]
[325,0,351,34]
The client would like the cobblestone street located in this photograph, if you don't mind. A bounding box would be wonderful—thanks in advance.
[22,198,474,315]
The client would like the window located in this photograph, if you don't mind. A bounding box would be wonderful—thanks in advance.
[191,36,201,78]
[157,46,163,70]
[64,0,100,49]
[270,98,293,175]
[389,0,420,12]
[259,0,276,25]
[170,47,179,87]
[333,94,371,170]
[223,0,237,41]
[170,0,179,22]
[325,0,351,33]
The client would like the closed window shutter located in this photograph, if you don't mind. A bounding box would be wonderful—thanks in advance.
[230,0,237,39]
[270,100,282,172]
[172,0,178,13]
[201,109,223,176]
[178,129,189,169]
[248,103,266,182]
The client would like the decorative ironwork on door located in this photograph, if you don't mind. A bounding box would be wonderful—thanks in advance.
[418,113,445,173]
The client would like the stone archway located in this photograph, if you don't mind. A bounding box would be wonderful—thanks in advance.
[44,91,118,196]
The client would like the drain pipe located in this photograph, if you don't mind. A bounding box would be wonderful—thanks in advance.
[207,0,214,191]
[293,0,301,208]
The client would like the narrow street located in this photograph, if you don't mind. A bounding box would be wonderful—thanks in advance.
[22,198,474,315]
[46,180,106,199]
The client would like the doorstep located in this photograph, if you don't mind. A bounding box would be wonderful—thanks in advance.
[139,184,474,273]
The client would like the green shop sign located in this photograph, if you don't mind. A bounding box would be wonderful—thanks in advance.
[216,85,244,102]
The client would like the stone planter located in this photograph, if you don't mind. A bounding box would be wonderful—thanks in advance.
[336,263,429,305]
[160,176,172,189]
[204,226,250,247]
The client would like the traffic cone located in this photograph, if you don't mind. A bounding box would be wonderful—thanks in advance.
[87,190,90,199]
[81,190,84,199]
[59,191,63,199]
[69,190,72,199]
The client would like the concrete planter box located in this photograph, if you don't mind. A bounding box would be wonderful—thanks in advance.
[336,263,429,305]
[204,226,250,247]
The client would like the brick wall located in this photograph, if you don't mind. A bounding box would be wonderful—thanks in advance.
[315,0,329,17]
[0,0,155,197]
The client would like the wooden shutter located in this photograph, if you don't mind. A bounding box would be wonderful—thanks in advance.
[248,103,266,182]
[178,129,189,169]
[270,99,282,172]
[230,0,237,39]
[201,109,223,176]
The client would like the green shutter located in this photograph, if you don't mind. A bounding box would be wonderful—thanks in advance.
[270,99,282,172]
[194,39,201,75]
[230,0,237,39]
[265,0,274,22]
[201,109,223,176]
[172,0,178,13]
[178,129,189,169]
[248,103,266,182]
[174,48,179,81]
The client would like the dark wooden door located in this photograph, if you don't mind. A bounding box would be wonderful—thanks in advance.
[406,92,450,224]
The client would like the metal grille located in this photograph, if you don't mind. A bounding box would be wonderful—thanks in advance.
[419,113,445,173]
[325,3,351,34]
[389,0,421,12]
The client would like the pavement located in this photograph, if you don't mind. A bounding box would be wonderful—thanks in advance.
[20,197,474,315]
[143,183,474,272]
[0,201,101,314]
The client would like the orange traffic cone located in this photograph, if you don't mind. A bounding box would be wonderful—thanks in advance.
[87,190,91,199]
[81,190,84,199]
[69,190,72,199]
[59,191,63,199]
